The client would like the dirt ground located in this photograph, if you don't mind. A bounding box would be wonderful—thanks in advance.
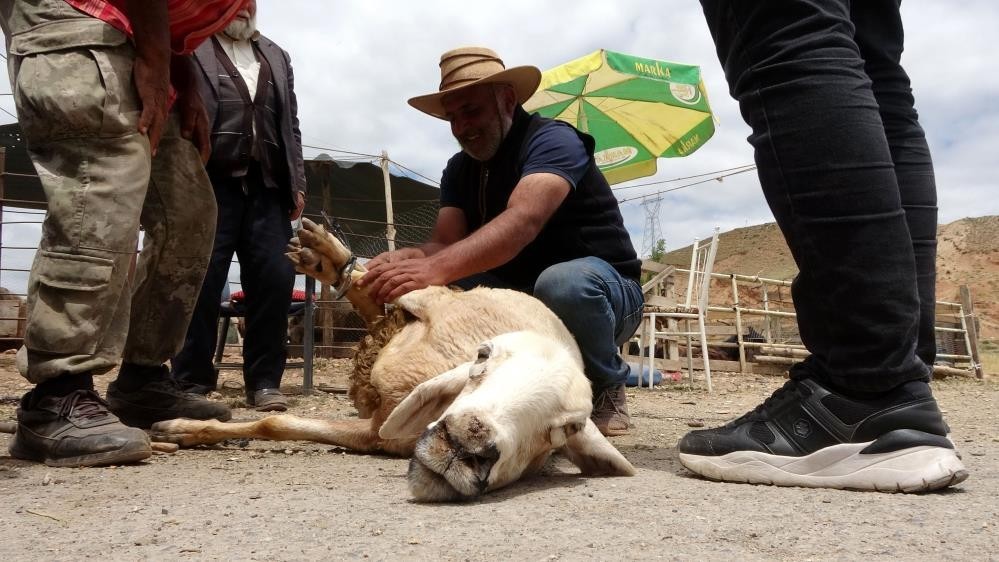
[0,353,996,561]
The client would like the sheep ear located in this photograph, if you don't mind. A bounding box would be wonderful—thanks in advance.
[392,286,448,319]
[559,419,636,477]
[378,362,473,440]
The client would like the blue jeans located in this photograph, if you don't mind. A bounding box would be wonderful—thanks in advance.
[455,257,644,390]
[700,0,936,392]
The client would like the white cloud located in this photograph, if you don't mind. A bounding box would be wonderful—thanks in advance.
[2,0,997,294]
[253,1,999,255]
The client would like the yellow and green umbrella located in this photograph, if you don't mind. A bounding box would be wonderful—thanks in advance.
[523,49,715,185]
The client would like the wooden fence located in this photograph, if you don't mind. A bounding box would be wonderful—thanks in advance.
[622,263,985,380]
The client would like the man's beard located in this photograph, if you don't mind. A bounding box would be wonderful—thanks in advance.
[224,13,257,41]
[458,118,505,162]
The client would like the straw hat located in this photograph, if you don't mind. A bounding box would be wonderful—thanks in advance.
[408,47,542,120]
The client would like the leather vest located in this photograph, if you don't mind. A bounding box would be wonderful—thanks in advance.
[206,36,286,188]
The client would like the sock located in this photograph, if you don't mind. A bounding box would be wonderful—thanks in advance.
[113,363,170,392]
[33,373,95,398]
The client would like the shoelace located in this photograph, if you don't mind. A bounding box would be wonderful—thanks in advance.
[594,387,626,416]
[57,390,112,420]
[733,377,802,424]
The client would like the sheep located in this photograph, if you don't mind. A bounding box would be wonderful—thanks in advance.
[152,218,635,501]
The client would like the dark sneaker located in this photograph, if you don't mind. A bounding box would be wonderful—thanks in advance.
[591,384,631,436]
[247,388,288,412]
[107,378,232,429]
[678,374,969,492]
[10,389,151,467]
[177,382,216,396]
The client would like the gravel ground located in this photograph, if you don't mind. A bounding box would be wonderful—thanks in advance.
[0,354,996,561]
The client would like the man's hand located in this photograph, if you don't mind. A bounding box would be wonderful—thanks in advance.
[362,247,425,270]
[125,0,170,154]
[359,255,445,305]
[173,55,211,162]
[289,190,306,220]
[133,50,170,154]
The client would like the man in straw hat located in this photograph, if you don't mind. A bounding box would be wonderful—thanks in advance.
[358,47,644,436]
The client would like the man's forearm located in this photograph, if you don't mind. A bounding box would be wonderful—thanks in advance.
[170,52,196,89]
[429,207,539,282]
[124,0,170,63]
[418,242,448,258]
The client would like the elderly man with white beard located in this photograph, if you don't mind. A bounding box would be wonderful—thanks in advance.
[171,0,307,411]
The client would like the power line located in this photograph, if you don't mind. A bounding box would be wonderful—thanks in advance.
[301,143,382,160]
[617,166,758,204]
[610,164,757,192]
[387,159,441,187]
[302,142,442,187]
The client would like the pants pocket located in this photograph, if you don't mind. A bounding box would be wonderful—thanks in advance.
[615,280,646,345]
[24,251,117,355]
[13,44,136,143]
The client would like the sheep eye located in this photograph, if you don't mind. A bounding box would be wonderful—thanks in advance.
[475,343,492,363]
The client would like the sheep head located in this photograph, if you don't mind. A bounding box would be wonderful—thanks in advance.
[378,331,636,502]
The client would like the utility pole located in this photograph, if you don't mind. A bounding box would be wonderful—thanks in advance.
[380,150,396,252]
[641,195,663,258]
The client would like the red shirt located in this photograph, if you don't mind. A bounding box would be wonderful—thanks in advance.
[63,0,248,54]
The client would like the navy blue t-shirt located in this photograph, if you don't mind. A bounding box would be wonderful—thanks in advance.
[440,120,590,208]
[436,109,641,288]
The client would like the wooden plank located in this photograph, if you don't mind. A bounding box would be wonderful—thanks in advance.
[754,355,797,365]
[641,264,676,295]
[318,177,335,359]
[640,260,672,273]
[933,364,978,378]
[621,354,742,373]
[758,346,810,357]
[622,353,791,377]
[0,300,18,337]
[651,325,735,337]
[732,275,746,373]
[959,285,984,379]
[644,295,679,308]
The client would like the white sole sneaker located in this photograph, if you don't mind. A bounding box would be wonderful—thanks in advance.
[679,442,969,493]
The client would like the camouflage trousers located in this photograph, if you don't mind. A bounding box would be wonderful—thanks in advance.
[6,17,216,382]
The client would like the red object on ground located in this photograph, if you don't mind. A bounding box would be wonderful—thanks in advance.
[230,289,307,303]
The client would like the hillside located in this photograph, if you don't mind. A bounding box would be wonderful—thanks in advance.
[660,216,999,340]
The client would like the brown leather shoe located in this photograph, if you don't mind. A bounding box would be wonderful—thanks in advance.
[591,384,632,436]
[248,388,288,412]
[10,389,151,467]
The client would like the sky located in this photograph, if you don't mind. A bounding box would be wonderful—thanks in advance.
[2,0,999,294]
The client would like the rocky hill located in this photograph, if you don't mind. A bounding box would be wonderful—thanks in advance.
[660,216,999,340]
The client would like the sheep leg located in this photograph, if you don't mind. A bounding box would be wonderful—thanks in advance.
[286,218,383,324]
[286,218,358,283]
[150,415,405,454]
